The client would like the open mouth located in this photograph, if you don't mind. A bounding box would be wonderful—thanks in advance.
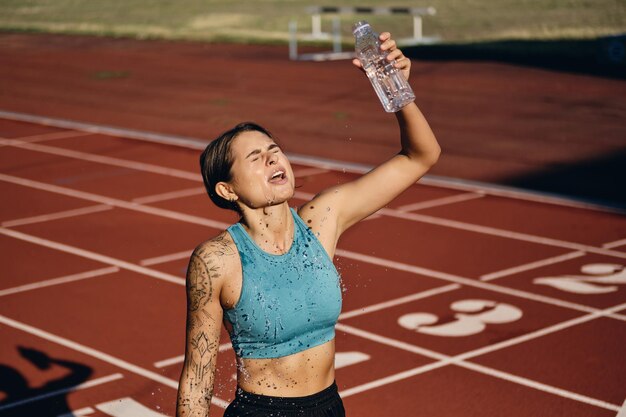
[268,169,287,184]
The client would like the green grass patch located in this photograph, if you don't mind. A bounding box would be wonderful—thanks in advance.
[0,0,624,45]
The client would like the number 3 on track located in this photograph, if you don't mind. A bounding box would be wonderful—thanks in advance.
[397,299,523,337]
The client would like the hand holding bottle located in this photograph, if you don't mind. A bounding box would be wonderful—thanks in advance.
[352,22,415,112]
[352,31,411,82]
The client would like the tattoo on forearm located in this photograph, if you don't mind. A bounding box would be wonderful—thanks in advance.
[178,236,235,416]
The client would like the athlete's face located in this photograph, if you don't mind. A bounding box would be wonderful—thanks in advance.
[226,131,295,209]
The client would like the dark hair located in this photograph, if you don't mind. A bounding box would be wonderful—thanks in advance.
[200,122,274,212]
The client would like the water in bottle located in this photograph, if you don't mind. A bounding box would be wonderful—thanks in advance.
[353,21,415,112]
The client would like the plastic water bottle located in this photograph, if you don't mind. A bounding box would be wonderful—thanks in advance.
[353,21,415,112]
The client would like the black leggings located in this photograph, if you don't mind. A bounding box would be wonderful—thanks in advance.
[223,381,346,417]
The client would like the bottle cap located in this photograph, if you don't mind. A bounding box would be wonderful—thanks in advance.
[352,21,370,34]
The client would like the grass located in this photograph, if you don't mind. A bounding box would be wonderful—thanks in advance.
[0,0,624,45]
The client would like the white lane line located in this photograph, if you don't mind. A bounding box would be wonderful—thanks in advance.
[0,227,185,286]
[1,204,112,227]
[396,192,485,212]
[3,171,624,319]
[5,134,623,259]
[58,407,95,417]
[1,138,201,181]
[140,250,192,266]
[336,323,448,361]
[0,110,209,150]
[479,251,586,282]
[604,238,626,249]
[338,361,450,398]
[616,398,626,417]
[292,167,329,177]
[378,208,626,260]
[0,173,229,231]
[10,130,90,143]
[0,266,120,297]
[0,315,229,409]
[455,302,626,363]
[153,342,232,369]
[337,303,623,412]
[339,284,461,320]
[132,187,205,204]
[1,109,622,214]
[457,361,620,412]
[335,248,601,315]
[3,170,622,320]
[480,236,626,282]
[0,373,123,411]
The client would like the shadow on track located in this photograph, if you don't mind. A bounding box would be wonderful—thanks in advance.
[0,346,92,417]
[500,148,626,210]
[404,36,626,80]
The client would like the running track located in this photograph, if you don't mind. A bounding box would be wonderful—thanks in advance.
[1,114,626,417]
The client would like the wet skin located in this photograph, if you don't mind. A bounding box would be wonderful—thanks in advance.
[177,32,441,415]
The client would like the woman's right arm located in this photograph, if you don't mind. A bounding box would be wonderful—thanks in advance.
[177,244,224,417]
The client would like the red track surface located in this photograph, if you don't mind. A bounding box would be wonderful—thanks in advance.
[1,31,626,417]
[1,116,626,417]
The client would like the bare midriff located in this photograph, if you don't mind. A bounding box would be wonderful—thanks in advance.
[234,339,336,397]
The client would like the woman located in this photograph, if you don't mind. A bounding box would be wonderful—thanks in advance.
[177,31,440,417]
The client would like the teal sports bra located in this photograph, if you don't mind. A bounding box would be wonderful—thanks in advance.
[223,208,342,359]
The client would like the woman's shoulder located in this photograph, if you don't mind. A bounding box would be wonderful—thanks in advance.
[191,231,240,275]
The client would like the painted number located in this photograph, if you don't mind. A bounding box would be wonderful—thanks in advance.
[533,263,626,294]
[398,299,523,337]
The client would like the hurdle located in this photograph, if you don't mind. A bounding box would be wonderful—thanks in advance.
[289,5,438,61]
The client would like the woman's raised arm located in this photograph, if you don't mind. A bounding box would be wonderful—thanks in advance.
[300,32,441,239]
[177,244,224,417]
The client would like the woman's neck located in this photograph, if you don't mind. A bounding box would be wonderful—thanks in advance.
[240,202,294,254]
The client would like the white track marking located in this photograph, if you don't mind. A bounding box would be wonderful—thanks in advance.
[335,352,370,369]
[396,192,485,212]
[1,138,201,181]
[0,266,119,297]
[140,250,191,266]
[96,397,168,416]
[131,187,205,204]
[10,130,90,143]
[457,361,620,412]
[0,373,123,411]
[2,204,112,227]
[454,302,626,362]
[4,135,623,258]
[2,171,623,320]
[0,109,621,214]
[58,407,96,417]
[338,361,452,398]
[605,238,626,249]
[0,110,209,149]
[336,248,602,316]
[616,398,626,417]
[378,208,626,260]
[0,315,229,409]
[337,301,624,412]
[0,173,229,230]
[480,251,586,281]
[292,167,329,177]
[0,227,185,286]
[153,342,232,368]
[339,284,460,320]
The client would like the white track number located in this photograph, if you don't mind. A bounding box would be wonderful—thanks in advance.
[398,299,523,337]
[533,263,626,294]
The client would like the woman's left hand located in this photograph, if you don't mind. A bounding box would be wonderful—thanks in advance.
[352,32,411,81]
